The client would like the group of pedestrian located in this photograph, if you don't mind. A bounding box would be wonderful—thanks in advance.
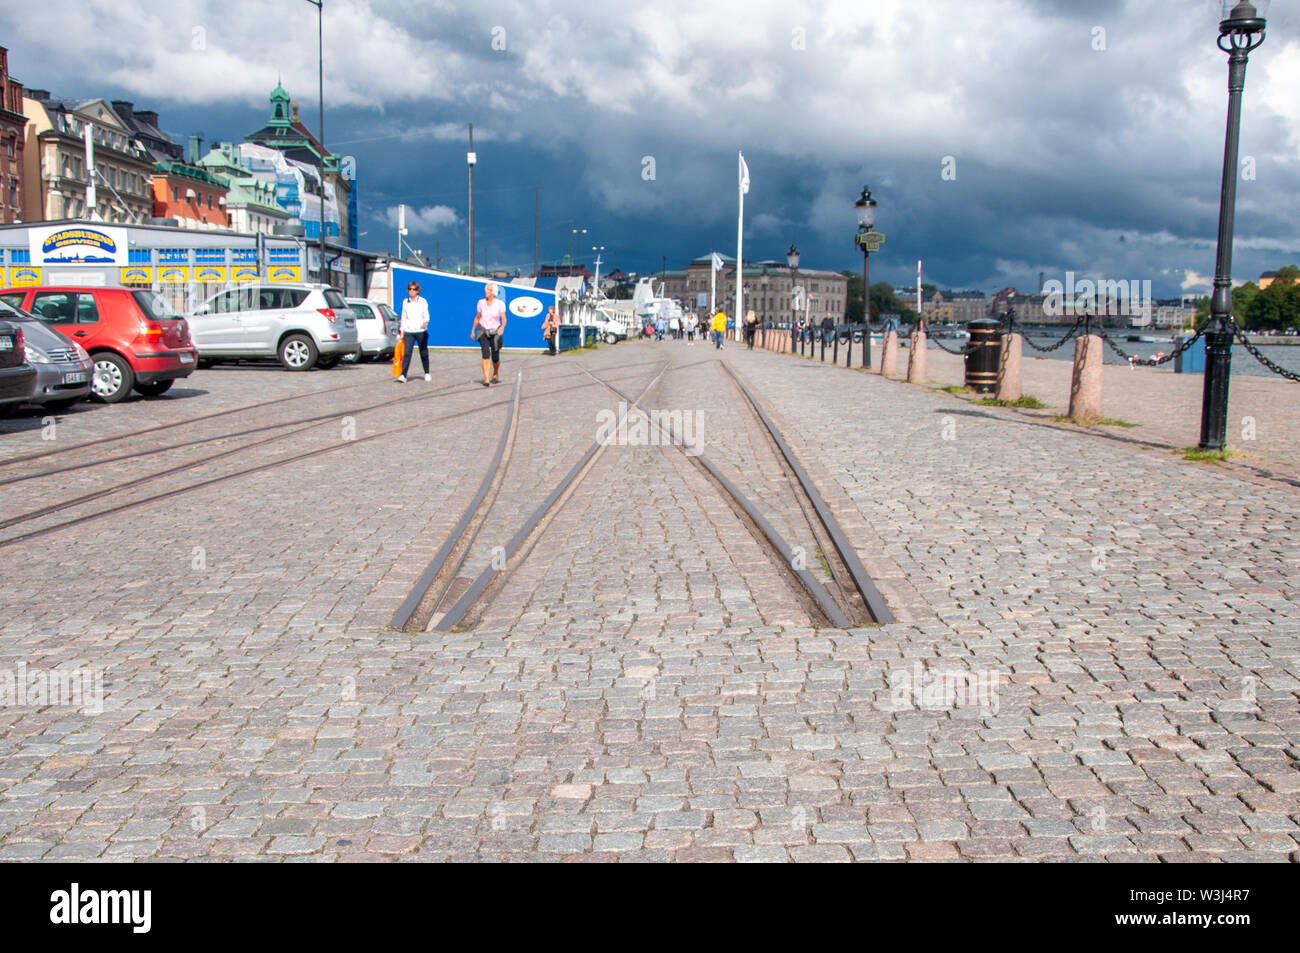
[395,280,511,387]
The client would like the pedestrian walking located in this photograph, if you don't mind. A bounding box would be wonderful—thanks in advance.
[655,316,666,341]
[669,313,680,340]
[744,309,758,349]
[686,312,697,345]
[542,305,559,356]
[820,311,835,351]
[470,281,508,387]
[711,310,727,350]
[397,281,431,382]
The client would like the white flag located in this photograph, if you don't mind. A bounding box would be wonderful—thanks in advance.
[739,152,750,195]
[712,252,724,272]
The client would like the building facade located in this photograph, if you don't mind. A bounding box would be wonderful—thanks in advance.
[658,253,847,324]
[197,142,289,235]
[21,93,153,223]
[243,83,349,244]
[0,48,27,223]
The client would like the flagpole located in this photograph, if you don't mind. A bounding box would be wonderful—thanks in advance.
[710,250,716,317]
[736,151,745,341]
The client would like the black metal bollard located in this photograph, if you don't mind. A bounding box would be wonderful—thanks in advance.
[833,328,839,364]
[846,325,853,368]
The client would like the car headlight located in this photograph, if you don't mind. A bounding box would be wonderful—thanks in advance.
[72,342,91,364]
[27,344,51,363]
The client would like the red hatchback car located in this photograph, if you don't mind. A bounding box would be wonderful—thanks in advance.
[0,286,198,402]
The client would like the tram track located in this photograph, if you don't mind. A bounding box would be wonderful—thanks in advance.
[389,351,893,633]
[0,365,637,549]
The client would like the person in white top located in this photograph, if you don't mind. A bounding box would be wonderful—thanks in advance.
[470,281,508,387]
[398,281,431,382]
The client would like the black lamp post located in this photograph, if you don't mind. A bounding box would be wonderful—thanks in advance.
[1200,1,1268,451]
[760,268,769,348]
[854,186,877,370]
[302,0,326,285]
[787,243,800,353]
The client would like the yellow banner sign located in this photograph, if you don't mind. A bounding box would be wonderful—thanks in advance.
[193,265,227,283]
[231,265,260,283]
[268,265,300,283]
[157,265,189,283]
[120,266,152,285]
[7,266,42,286]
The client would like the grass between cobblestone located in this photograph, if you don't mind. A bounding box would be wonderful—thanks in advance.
[974,395,1048,409]
[1179,447,1238,463]
[1050,414,1138,428]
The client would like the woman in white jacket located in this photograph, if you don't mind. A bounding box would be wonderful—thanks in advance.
[397,281,431,382]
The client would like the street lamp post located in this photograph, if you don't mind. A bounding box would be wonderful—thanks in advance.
[760,269,769,348]
[787,243,800,353]
[854,186,879,371]
[1200,1,1268,451]
[302,0,325,285]
[568,221,586,271]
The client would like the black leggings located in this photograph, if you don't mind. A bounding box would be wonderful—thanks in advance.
[401,330,429,374]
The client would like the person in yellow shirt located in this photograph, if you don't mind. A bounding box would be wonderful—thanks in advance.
[711,311,727,350]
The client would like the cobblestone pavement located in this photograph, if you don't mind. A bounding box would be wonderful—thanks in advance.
[0,341,1297,862]
[787,331,1300,484]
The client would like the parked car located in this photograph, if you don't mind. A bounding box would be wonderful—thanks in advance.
[0,297,93,411]
[0,286,198,403]
[187,283,359,371]
[344,298,398,361]
[0,320,38,418]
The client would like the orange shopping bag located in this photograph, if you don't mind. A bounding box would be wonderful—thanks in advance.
[391,336,404,377]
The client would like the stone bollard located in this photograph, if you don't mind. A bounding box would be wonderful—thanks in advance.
[881,331,899,377]
[997,331,1022,402]
[1068,333,1103,420]
[907,330,927,384]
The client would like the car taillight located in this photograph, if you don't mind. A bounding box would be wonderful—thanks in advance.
[141,322,164,342]
[318,308,337,324]
[15,326,25,361]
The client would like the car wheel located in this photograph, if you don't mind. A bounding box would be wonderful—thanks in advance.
[279,334,317,371]
[196,358,216,369]
[316,354,341,369]
[43,397,82,412]
[605,333,617,344]
[0,402,18,419]
[134,380,174,397]
[91,353,135,403]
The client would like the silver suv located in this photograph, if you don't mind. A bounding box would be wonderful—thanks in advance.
[189,283,359,371]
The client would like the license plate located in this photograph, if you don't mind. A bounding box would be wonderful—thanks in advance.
[63,371,87,384]
[0,336,11,349]
[179,352,194,363]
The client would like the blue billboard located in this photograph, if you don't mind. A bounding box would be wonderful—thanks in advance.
[390,265,555,350]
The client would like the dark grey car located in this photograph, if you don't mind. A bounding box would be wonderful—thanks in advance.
[0,298,94,411]
[0,320,39,418]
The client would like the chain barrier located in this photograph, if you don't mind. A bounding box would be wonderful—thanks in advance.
[927,333,968,355]
[1007,314,1087,353]
[1229,322,1300,382]
[1093,323,1204,366]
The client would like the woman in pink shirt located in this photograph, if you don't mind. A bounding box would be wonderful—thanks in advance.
[470,282,508,386]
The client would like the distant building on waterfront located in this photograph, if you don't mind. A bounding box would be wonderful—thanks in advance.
[657,253,847,323]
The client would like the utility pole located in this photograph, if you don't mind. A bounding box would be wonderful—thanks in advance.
[467,123,476,276]
[533,186,539,277]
